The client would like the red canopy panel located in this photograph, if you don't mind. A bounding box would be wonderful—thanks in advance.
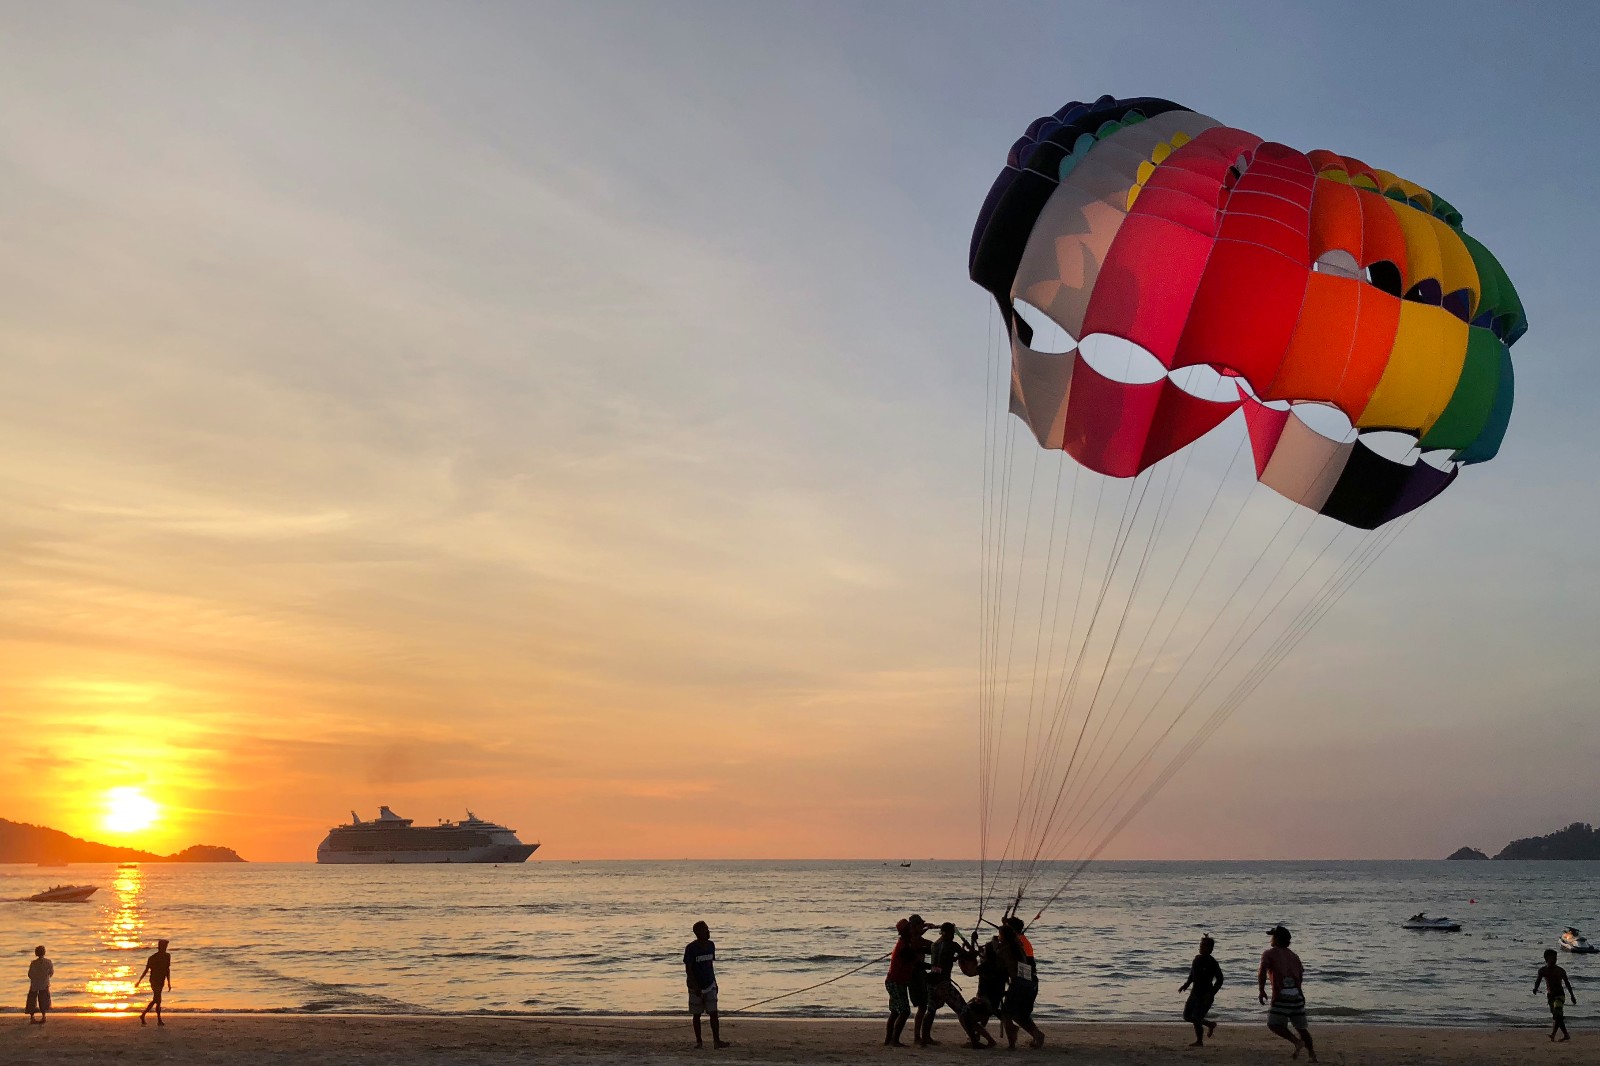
[1061,352,1241,477]
[1172,240,1309,392]
[1080,213,1216,367]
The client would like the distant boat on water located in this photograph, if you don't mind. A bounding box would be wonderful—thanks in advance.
[316,807,539,864]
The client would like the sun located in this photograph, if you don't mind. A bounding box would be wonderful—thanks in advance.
[102,787,160,834]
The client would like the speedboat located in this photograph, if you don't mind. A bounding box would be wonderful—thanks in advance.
[1561,928,1598,954]
[27,884,98,903]
[1401,912,1461,931]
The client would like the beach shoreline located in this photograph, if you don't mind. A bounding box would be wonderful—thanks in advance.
[3,1015,1587,1065]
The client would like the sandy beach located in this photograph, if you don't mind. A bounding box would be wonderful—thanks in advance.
[2,1015,1587,1065]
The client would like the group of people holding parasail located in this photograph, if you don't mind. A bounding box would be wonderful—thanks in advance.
[884,914,1044,1050]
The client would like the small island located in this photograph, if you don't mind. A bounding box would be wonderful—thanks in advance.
[0,818,245,864]
[1492,821,1600,860]
[1447,821,1600,861]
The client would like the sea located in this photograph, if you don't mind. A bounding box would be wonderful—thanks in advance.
[2,860,1595,1027]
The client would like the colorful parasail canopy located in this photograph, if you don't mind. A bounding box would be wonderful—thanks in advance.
[969,95,1525,530]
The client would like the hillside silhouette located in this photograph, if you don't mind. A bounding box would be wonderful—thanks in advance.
[0,818,244,863]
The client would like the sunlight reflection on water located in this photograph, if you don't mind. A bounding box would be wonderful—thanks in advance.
[87,865,144,1012]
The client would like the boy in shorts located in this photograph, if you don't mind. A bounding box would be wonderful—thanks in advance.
[684,921,730,1049]
[1535,949,1576,1042]
[26,946,53,1024]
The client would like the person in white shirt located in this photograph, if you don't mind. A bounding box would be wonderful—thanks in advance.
[27,945,54,1024]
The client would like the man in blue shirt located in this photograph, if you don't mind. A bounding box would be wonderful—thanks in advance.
[684,921,730,1048]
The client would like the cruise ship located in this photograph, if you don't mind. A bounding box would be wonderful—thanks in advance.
[316,807,539,864]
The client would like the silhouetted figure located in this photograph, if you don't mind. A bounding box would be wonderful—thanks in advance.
[684,921,730,1049]
[135,939,172,1026]
[963,936,1006,1048]
[905,914,933,1045]
[1258,926,1315,1062]
[999,922,1045,1049]
[884,918,915,1046]
[1179,935,1224,1046]
[919,923,980,1047]
[1535,948,1576,1042]
[26,945,53,1024]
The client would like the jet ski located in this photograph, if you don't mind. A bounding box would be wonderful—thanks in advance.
[26,884,98,903]
[1560,928,1598,954]
[1401,912,1461,931]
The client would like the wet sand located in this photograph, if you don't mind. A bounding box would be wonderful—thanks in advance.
[2,1015,1589,1065]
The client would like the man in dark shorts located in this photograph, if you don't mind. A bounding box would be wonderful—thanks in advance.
[136,938,173,1026]
[1179,934,1224,1046]
[26,945,53,1024]
[999,922,1045,1049]
[884,918,915,1046]
[920,923,980,1047]
[1535,948,1576,1042]
[684,921,730,1049]
[906,914,934,1045]
[1258,926,1315,1062]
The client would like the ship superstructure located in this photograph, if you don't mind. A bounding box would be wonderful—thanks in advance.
[316,807,539,864]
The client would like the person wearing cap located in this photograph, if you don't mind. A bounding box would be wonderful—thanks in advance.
[684,921,730,1049]
[135,938,173,1027]
[906,914,934,1044]
[1258,925,1315,1062]
[1179,935,1223,1046]
[919,922,981,1047]
[883,919,916,1046]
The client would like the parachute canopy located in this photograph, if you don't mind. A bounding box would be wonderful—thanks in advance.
[971,95,1524,530]
[967,96,1526,929]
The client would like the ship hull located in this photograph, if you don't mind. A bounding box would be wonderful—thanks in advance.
[317,842,539,864]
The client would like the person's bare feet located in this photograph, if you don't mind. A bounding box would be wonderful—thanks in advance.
[1189,1040,1204,1047]
[1029,1035,1045,1049]
[713,1040,732,1049]
[1206,1020,1218,1037]
[1290,1036,1303,1059]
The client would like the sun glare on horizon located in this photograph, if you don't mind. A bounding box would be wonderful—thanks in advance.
[102,787,161,834]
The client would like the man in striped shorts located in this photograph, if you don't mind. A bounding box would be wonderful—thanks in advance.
[1258,925,1316,1063]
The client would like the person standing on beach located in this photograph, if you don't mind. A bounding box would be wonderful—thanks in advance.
[884,918,915,1046]
[1535,949,1576,1042]
[26,945,53,1024]
[906,915,933,1045]
[135,939,173,1027]
[1258,926,1315,1062]
[684,921,730,1049]
[999,922,1045,1049]
[1179,935,1223,1046]
[919,923,979,1047]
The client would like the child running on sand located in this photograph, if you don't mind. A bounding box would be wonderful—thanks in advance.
[1535,949,1576,1042]
[1179,935,1223,1046]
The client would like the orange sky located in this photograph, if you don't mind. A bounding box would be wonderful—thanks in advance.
[2,7,1594,864]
